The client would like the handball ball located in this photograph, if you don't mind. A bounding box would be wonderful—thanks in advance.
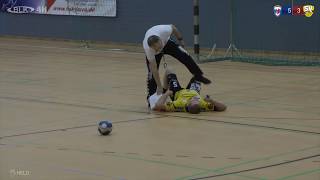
[98,120,113,135]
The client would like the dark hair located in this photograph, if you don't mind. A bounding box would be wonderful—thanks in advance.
[147,35,161,46]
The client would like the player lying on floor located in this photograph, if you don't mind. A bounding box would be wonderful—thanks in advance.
[149,68,226,113]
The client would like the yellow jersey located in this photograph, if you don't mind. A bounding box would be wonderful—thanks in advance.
[165,89,214,112]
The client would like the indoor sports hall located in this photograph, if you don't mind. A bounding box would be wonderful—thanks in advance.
[0,1,319,180]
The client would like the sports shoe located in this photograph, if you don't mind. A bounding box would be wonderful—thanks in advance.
[194,75,211,84]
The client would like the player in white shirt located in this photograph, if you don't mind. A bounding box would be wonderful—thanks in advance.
[143,24,211,107]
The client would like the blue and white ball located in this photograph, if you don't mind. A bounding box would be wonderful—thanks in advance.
[98,120,112,135]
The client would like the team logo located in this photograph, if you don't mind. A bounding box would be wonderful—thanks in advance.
[273,5,282,17]
[303,5,315,17]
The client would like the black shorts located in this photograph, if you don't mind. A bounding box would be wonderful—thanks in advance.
[167,73,183,98]
[166,74,202,98]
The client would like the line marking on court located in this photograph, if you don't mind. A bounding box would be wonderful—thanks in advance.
[275,168,320,180]
[1,93,318,132]
[2,142,318,180]
[17,144,267,180]
[59,145,320,180]
[215,115,320,121]
[231,100,320,116]
[0,116,166,139]
[175,145,320,180]
[0,96,149,114]
[213,75,320,98]
[1,95,319,135]
[187,115,320,129]
[0,142,247,162]
[163,114,320,135]
[188,154,320,180]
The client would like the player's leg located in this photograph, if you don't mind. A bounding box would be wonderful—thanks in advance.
[162,68,170,90]
[164,68,182,98]
[186,77,202,94]
[163,39,211,84]
[146,54,163,104]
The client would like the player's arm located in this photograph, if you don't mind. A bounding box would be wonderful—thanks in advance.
[149,58,163,94]
[154,90,173,111]
[171,25,185,47]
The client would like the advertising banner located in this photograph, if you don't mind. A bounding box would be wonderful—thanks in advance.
[0,0,117,17]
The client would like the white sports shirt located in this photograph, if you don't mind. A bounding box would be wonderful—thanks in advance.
[148,93,171,110]
[143,25,173,62]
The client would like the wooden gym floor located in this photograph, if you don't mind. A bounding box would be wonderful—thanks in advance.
[0,37,319,180]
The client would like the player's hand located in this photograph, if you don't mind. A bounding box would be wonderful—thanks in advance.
[156,86,163,95]
[166,90,173,96]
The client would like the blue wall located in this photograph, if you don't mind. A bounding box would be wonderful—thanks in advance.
[232,0,320,52]
[0,0,319,52]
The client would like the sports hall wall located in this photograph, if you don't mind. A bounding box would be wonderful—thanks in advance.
[0,0,319,52]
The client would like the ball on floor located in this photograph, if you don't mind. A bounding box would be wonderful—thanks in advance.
[98,120,112,135]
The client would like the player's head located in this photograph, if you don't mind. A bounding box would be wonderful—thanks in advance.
[148,35,162,53]
[187,96,201,114]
